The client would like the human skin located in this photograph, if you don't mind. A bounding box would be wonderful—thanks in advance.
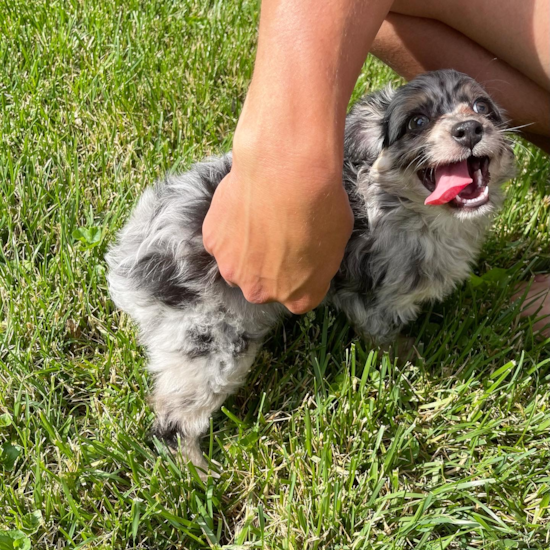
[202,0,393,314]
[512,276,550,337]
[370,7,550,335]
[391,0,550,92]
[203,0,550,334]
[370,14,550,151]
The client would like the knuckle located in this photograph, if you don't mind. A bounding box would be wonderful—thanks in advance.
[241,281,274,304]
[218,264,235,285]
[286,304,310,315]
[243,287,270,304]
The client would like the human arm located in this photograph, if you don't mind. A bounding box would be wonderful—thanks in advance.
[202,0,392,313]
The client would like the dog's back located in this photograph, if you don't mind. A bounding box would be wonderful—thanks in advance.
[106,70,515,474]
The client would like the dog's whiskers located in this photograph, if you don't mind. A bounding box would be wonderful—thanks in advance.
[106,69,516,474]
[503,122,536,133]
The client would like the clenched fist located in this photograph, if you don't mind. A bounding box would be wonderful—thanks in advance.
[203,131,353,314]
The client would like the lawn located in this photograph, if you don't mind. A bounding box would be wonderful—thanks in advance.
[1,0,549,548]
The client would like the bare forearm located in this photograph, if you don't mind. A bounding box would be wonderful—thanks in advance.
[238,0,392,168]
[204,0,392,312]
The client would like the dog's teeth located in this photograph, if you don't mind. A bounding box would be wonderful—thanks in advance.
[474,168,483,188]
[455,185,489,207]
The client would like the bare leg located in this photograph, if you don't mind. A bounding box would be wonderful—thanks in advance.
[371,14,550,149]
[372,7,550,337]
[522,133,550,155]
[391,0,550,91]
[512,276,550,337]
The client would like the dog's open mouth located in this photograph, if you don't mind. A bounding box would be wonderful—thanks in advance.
[418,156,491,209]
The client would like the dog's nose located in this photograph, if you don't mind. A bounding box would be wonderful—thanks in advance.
[451,120,484,150]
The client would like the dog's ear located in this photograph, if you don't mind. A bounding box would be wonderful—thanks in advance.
[344,86,395,166]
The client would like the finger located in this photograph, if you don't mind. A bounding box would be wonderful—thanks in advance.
[201,185,228,256]
[242,287,273,305]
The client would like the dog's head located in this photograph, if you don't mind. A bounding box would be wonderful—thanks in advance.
[345,70,516,220]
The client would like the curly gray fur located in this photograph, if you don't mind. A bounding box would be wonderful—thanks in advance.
[106,70,515,473]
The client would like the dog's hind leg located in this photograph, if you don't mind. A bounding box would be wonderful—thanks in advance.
[147,326,261,477]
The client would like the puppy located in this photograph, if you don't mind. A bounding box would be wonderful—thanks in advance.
[106,70,515,472]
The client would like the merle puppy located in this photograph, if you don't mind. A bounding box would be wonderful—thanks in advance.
[107,70,515,472]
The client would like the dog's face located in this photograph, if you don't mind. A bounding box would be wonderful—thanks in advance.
[346,70,516,220]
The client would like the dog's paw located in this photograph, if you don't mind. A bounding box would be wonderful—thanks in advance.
[148,422,220,481]
[375,335,418,366]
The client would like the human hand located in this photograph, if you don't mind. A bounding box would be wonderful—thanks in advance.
[202,130,353,314]
[202,0,390,314]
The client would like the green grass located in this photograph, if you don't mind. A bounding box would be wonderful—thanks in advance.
[1,0,549,548]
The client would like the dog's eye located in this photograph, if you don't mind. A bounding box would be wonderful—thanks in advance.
[473,99,491,115]
[407,115,430,131]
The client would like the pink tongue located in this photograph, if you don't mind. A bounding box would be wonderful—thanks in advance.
[425,160,473,205]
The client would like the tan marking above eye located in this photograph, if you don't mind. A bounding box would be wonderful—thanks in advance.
[457,105,476,115]
[445,103,475,116]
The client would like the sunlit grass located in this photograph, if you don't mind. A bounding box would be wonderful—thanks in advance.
[1,1,549,548]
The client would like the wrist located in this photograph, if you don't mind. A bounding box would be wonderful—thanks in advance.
[232,127,344,199]
[234,82,346,181]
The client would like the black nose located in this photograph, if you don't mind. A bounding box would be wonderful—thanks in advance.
[451,120,484,149]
